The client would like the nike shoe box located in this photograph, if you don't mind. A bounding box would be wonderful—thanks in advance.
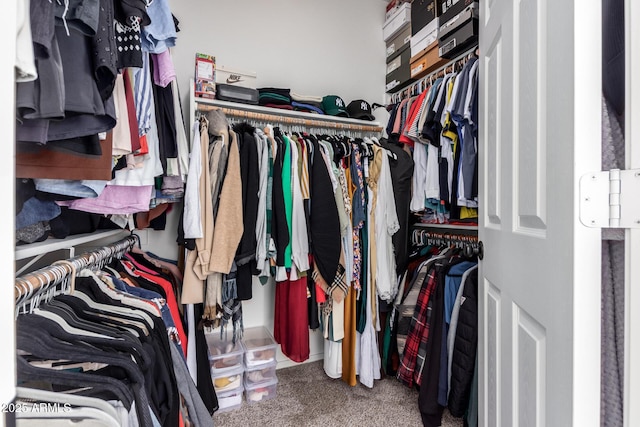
[386,24,412,63]
[411,0,440,36]
[215,66,257,89]
[438,2,479,59]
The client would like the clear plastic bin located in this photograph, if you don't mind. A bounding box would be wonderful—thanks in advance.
[244,377,278,405]
[216,384,244,413]
[206,332,244,374]
[212,365,244,393]
[244,360,277,387]
[241,326,278,368]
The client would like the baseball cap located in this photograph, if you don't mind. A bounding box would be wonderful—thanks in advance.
[346,100,375,121]
[322,95,349,117]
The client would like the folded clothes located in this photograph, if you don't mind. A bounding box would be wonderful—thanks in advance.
[258,93,292,106]
[291,92,323,103]
[264,103,294,110]
[292,101,324,115]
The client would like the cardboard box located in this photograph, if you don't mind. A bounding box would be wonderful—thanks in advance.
[410,41,449,80]
[411,0,440,35]
[386,25,412,63]
[195,53,216,99]
[383,2,411,42]
[411,17,439,57]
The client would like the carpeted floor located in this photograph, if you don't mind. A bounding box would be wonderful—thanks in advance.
[214,360,463,426]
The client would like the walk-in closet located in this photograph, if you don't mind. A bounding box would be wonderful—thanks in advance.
[4,1,639,426]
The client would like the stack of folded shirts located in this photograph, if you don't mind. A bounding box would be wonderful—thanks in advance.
[258,88,292,109]
[291,92,325,114]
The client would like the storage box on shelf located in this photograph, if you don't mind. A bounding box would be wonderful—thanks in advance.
[410,40,449,80]
[386,44,414,93]
[244,377,279,406]
[383,2,411,42]
[216,385,245,413]
[411,0,440,36]
[438,0,479,59]
[386,25,412,63]
[244,360,277,388]
[242,326,278,368]
[206,332,244,375]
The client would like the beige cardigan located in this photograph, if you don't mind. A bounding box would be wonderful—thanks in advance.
[182,118,215,304]
[209,129,244,273]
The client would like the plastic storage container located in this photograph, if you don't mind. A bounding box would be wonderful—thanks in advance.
[212,365,244,394]
[206,332,244,375]
[241,327,278,368]
[244,360,277,388]
[216,384,244,413]
[244,377,278,405]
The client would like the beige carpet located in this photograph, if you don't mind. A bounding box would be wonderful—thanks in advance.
[213,360,464,426]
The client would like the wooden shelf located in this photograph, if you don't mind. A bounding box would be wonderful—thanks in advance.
[15,230,127,261]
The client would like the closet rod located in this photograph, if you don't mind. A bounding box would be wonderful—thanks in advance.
[14,235,138,304]
[196,105,383,133]
[391,44,479,104]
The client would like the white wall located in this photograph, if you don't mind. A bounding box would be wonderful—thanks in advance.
[154,0,387,366]
[170,0,387,109]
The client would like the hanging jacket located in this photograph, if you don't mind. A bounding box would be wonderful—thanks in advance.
[448,267,479,417]
[233,122,260,300]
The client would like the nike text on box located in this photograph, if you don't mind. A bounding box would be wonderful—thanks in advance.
[215,66,257,90]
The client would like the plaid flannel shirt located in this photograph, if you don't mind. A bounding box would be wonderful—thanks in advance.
[397,264,439,387]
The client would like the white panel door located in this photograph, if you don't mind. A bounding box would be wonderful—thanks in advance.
[479,1,602,426]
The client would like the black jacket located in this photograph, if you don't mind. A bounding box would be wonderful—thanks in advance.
[448,268,479,417]
[233,123,260,300]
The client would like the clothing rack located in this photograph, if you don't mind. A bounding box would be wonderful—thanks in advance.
[14,235,138,307]
[411,226,481,257]
[390,45,479,104]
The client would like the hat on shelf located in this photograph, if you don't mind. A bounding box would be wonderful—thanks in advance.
[322,95,349,117]
[346,100,375,121]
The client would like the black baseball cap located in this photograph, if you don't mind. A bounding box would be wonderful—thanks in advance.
[346,100,375,121]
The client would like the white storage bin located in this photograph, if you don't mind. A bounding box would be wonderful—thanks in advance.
[212,365,244,394]
[244,377,278,405]
[216,384,244,413]
[241,327,278,368]
[244,360,277,388]
[206,332,244,375]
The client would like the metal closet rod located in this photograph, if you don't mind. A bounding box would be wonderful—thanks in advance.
[14,235,138,304]
[391,44,479,104]
[196,105,383,133]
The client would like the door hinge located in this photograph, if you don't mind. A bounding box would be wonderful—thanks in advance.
[580,169,640,228]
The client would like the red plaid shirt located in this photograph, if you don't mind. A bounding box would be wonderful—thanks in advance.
[397,264,439,387]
